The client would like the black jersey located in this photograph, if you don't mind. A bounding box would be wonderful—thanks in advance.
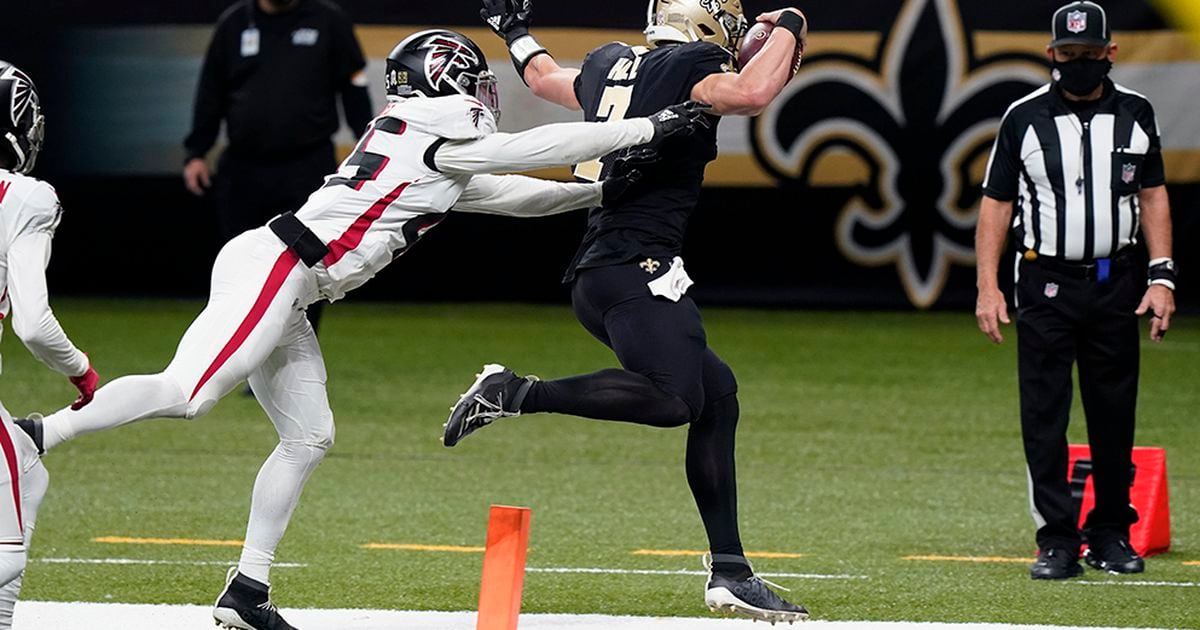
[564,41,731,282]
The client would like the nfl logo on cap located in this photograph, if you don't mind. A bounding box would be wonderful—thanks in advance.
[1067,10,1088,33]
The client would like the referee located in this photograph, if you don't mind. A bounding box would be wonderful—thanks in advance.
[975,1,1177,580]
[183,0,372,333]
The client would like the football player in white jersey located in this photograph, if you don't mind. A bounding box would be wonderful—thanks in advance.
[0,61,97,630]
[0,63,99,409]
[21,30,707,630]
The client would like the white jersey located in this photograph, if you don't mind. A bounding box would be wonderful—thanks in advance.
[0,170,88,377]
[292,94,655,302]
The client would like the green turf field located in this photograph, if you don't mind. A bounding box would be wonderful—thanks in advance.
[3,300,1197,627]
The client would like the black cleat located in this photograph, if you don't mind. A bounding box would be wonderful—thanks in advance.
[442,364,535,448]
[213,569,298,630]
[1084,538,1145,574]
[14,414,45,456]
[1030,548,1084,580]
[703,555,809,624]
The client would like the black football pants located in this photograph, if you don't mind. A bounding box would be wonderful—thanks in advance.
[520,261,747,568]
[215,143,337,332]
[1016,255,1141,552]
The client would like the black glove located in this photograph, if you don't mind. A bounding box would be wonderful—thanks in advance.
[481,0,533,45]
[647,101,713,143]
[601,147,659,207]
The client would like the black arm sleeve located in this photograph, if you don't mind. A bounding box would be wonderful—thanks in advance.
[1139,101,1166,187]
[332,7,372,137]
[184,19,230,162]
[982,111,1021,201]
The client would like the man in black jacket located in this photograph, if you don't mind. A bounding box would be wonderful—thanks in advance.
[183,0,372,333]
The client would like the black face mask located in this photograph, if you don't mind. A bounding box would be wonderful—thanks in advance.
[1052,57,1112,97]
[266,0,299,10]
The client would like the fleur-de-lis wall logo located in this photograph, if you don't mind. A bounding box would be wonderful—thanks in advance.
[752,0,1048,307]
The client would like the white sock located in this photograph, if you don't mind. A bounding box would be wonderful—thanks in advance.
[43,374,188,451]
[237,440,326,585]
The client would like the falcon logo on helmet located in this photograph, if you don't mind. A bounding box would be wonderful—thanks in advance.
[424,35,481,87]
[384,30,502,121]
[0,61,46,175]
[645,0,749,54]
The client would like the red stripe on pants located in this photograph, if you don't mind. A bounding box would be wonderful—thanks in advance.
[0,425,22,536]
[190,249,301,401]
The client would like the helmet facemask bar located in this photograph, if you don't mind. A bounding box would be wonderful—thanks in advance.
[22,110,44,174]
[473,70,501,123]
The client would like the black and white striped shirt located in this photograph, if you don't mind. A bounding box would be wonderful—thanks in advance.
[983,80,1165,261]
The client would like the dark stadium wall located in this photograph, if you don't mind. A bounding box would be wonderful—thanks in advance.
[7,0,1198,309]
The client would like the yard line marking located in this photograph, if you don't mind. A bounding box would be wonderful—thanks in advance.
[903,555,1033,564]
[526,567,867,580]
[92,536,243,547]
[1183,561,1200,566]
[632,549,807,559]
[361,543,486,553]
[1069,580,1200,587]
[18,602,1164,629]
[35,557,305,568]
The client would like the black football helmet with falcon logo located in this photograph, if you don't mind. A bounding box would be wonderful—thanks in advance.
[385,30,501,121]
[0,61,46,175]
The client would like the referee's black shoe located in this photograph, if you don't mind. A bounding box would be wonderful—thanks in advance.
[213,569,297,630]
[1030,548,1084,580]
[442,364,537,447]
[1084,538,1145,574]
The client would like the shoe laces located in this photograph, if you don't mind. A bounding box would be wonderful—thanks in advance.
[700,553,789,592]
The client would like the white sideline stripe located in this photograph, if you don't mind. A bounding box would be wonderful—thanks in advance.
[10,602,1171,630]
[30,558,859,579]
[527,567,868,580]
[1071,580,1200,588]
[34,557,307,568]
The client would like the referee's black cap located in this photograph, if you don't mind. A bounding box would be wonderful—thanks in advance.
[1051,1,1111,48]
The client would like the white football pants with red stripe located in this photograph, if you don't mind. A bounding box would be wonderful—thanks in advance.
[0,404,51,630]
[41,228,333,585]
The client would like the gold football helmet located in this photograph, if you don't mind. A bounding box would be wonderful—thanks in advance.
[645,0,749,53]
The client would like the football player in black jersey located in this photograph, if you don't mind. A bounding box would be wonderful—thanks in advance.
[445,0,809,622]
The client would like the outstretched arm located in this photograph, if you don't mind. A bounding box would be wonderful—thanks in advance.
[433,118,653,175]
[454,175,601,217]
[431,101,707,175]
[481,0,581,110]
[524,56,582,111]
[692,9,807,116]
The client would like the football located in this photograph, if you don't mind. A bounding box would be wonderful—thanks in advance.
[737,21,803,73]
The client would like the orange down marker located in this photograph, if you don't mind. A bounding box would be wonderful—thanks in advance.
[476,505,532,630]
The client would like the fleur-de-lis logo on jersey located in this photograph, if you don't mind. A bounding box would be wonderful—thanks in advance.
[752,0,1047,307]
[423,35,480,88]
[640,258,661,274]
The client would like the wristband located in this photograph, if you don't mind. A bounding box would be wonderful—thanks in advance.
[1148,258,1177,291]
[509,35,550,84]
[775,12,806,43]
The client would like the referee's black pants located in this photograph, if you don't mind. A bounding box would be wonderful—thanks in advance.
[215,142,337,332]
[1016,254,1140,553]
